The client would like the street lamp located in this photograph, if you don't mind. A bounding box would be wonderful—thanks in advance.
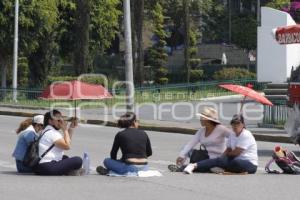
[12,0,19,102]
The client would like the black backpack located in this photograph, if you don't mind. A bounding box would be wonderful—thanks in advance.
[23,130,54,168]
[265,147,300,174]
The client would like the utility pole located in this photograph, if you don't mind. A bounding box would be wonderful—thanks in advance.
[12,0,19,102]
[123,0,134,111]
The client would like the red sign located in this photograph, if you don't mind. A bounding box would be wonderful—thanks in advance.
[275,24,300,44]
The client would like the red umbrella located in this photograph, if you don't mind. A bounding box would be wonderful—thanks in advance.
[40,80,112,117]
[219,84,273,112]
[274,24,300,44]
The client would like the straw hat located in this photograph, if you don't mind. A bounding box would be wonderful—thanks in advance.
[196,107,220,124]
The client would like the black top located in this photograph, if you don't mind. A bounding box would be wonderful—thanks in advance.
[110,128,152,162]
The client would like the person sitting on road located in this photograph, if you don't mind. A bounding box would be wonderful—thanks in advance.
[96,112,153,176]
[34,110,84,176]
[183,114,258,174]
[168,107,232,172]
[15,118,33,134]
[12,115,44,173]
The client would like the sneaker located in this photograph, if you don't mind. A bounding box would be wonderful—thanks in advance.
[210,167,225,174]
[168,164,182,172]
[67,168,86,176]
[183,164,195,174]
[96,166,108,175]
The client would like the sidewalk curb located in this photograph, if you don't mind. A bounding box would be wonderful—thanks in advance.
[0,110,291,144]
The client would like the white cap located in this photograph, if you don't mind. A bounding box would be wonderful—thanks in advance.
[33,115,44,125]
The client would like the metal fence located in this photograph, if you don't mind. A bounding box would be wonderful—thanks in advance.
[1,79,291,126]
[0,79,266,107]
[262,100,290,126]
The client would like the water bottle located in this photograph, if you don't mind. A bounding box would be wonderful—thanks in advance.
[82,152,90,175]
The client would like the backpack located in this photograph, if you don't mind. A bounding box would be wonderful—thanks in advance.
[23,130,54,168]
[265,147,300,174]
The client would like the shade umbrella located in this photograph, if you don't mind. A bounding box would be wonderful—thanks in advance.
[40,80,112,117]
[219,84,273,112]
[274,24,300,44]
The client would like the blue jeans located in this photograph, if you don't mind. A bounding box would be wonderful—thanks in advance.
[104,158,148,175]
[196,155,257,174]
[16,160,33,173]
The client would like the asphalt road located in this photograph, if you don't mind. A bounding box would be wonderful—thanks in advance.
[0,115,299,200]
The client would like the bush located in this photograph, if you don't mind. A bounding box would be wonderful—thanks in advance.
[156,67,168,77]
[190,69,204,82]
[213,67,256,80]
[158,77,169,85]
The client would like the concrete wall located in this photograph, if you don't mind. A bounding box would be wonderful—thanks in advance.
[257,7,300,83]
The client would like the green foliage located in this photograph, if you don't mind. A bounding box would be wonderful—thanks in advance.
[147,2,168,85]
[190,69,203,82]
[90,0,121,54]
[59,0,121,74]
[266,0,290,9]
[201,0,227,43]
[213,67,256,80]
[188,25,201,68]
[157,77,169,85]
[18,57,29,87]
[232,14,257,50]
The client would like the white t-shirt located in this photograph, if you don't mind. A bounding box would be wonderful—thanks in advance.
[179,125,232,159]
[227,129,258,166]
[39,125,64,163]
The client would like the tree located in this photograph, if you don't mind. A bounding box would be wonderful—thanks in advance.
[0,0,14,88]
[89,0,121,56]
[132,0,145,86]
[232,14,257,50]
[59,0,121,75]
[147,2,168,85]
[25,0,60,87]
[183,0,191,83]
[266,0,290,10]
[0,0,60,88]
[200,0,227,43]
[73,0,90,75]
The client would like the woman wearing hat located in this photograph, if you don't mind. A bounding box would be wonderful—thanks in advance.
[183,114,258,174]
[168,107,232,172]
[12,115,45,173]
